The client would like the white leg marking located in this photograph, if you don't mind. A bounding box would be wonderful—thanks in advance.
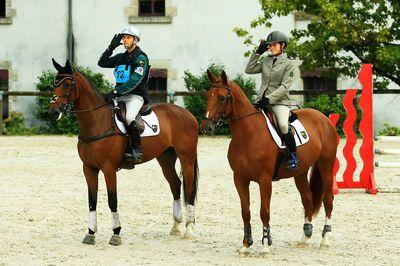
[173,199,182,222]
[111,212,121,230]
[184,204,196,239]
[186,204,195,225]
[88,211,97,233]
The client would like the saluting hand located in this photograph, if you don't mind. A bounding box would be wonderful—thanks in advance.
[108,34,123,51]
[256,41,268,55]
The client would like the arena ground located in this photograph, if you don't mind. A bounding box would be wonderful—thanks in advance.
[0,136,399,265]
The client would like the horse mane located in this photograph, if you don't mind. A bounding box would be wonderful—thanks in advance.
[227,80,252,106]
[76,70,107,100]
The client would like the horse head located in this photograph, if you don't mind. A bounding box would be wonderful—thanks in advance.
[201,69,232,136]
[49,58,77,120]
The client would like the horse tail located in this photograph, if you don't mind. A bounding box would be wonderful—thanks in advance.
[181,154,199,205]
[310,165,324,216]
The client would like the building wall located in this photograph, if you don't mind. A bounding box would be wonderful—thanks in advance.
[0,0,399,131]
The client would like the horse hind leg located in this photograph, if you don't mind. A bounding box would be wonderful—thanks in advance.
[294,170,314,246]
[316,160,335,249]
[156,148,183,236]
[176,151,199,240]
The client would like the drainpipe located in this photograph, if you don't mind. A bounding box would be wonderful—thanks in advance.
[67,0,74,63]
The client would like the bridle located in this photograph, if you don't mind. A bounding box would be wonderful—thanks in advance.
[51,73,108,116]
[204,84,261,127]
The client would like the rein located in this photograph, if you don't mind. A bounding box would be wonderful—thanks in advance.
[51,74,108,116]
[52,73,125,143]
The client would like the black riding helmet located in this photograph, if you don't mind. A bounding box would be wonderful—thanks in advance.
[265,31,289,46]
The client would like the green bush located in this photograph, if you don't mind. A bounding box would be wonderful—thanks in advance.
[303,94,349,136]
[378,123,400,136]
[2,111,35,135]
[35,66,113,134]
[183,64,256,135]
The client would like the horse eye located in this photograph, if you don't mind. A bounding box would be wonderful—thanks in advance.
[218,96,226,102]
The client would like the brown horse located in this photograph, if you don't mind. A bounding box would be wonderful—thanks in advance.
[49,59,199,245]
[201,70,337,256]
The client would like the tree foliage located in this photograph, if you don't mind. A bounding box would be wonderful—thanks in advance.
[234,0,400,89]
[183,64,256,135]
[35,66,113,134]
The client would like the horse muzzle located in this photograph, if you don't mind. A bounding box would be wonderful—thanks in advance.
[201,119,216,136]
[48,104,64,121]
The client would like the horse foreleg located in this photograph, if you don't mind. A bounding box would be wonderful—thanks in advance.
[258,177,272,256]
[82,164,99,245]
[178,153,198,240]
[294,172,314,246]
[103,167,122,246]
[234,175,252,256]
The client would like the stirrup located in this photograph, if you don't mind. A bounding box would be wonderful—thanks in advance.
[286,153,299,170]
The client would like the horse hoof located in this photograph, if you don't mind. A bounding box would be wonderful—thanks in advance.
[259,244,270,257]
[109,234,122,246]
[238,246,251,257]
[319,232,332,249]
[183,223,196,239]
[170,226,181,236]
[298,234,311,247]
[82,234,95,245]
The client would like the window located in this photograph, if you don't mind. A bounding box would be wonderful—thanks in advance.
[139,0,165,17]
[0,0,5,18]
[148,69,167,103]
[302,76,337,101]
[0,69,9,119]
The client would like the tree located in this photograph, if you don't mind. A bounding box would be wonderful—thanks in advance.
[234,0,400,89]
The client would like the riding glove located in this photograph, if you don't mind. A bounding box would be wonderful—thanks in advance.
[108,34,123,52]
[254,97,270,109]
[256,41,268,55]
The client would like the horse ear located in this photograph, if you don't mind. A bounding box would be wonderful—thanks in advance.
[221,70,228,85]
[207,69,216,83]
[65,59,73,73]
[52,58,62,72]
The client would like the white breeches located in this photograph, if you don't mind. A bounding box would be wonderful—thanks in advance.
[117,94,144,124]
[271,105,291,134]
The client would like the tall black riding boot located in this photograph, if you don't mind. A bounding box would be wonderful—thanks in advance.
[284,129,299,170]
[124,121,143,163]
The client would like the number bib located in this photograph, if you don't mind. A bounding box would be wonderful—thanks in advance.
[113,65,131,83]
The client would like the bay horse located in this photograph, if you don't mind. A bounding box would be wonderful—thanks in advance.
[49,59,199,245]
[201,70,337,256]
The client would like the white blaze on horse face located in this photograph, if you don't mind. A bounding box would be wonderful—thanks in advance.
[206,111,210,118]
[173,199,182,222]
[111,212,121,230]
[88,211,97,232]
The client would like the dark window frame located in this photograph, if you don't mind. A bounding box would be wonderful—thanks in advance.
[138,0,165,17]
[148,68,167,103]
[302,71,337,101]
[0,69,9,119]
[0,0,6,18]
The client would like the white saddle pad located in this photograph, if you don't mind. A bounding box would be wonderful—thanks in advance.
[261,111,309,149]
[115,109,160,137]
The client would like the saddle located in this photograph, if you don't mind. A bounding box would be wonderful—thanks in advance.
[116,102,152,134]
[264,107,299,182]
